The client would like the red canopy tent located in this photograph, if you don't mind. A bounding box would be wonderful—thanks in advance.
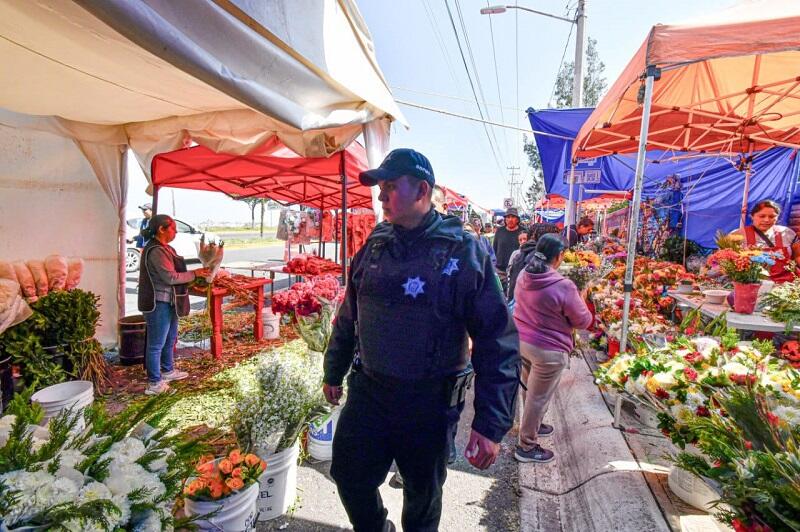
[151,138,374,279]
[439,185,469,209]
[151,137,373,211]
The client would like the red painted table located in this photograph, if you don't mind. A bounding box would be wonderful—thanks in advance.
[190,278,271,360]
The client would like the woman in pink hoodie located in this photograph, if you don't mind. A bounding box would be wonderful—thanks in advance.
[512,234,592,463]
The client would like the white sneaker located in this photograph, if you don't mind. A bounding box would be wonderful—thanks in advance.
[145,381,170,395]
[162,370,189,381]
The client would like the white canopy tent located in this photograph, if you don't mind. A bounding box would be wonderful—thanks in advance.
[0,0,404,343]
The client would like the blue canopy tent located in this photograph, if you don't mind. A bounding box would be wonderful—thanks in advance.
[528,108,800,247]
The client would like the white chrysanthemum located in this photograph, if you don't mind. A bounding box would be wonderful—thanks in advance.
[101,437,147,465]
[55,465,85,487]
[113,494,132,525]
[79,481,113,503]
[57,448,87,469]
[34,476,79,512]
[0,414,16,428]
[664,360,686,373]
[685,391,708,411]
[691,337,720,357]
[772,405,800,428]
[722,362,750,376]
[670,404,694,423]
[104,461,149,497]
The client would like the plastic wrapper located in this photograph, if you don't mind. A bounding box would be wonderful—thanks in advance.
[65,257,84,290]
[198,235,225,282]
[12,261,37,302]
[44,254,68,291]
[0,279,32,335]
[26,260,48,297]
[0,260,18,285]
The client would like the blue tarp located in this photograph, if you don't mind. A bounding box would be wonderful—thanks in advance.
[528,108,800,247]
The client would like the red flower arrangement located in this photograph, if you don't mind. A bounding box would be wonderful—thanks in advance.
[271,275,343,321]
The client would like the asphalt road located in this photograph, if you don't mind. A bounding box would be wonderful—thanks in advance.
[124,243,342,316]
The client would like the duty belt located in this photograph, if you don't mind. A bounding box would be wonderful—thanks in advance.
[360,365,447,391]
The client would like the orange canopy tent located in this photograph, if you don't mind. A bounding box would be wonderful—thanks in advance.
[571,0,800,351]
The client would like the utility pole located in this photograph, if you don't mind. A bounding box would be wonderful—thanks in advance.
[572,0,587,107]
[507,166,522,208]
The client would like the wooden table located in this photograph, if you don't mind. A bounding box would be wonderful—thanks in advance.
[190,278,271,359]
[667,290,800,333]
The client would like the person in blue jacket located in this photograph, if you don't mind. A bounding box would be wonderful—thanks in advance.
[322,148,520,532]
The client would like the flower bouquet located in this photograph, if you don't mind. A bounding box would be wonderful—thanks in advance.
[183,449,265,501]
[559,250,608,291]
[707,248,779,313]
[271,275,344,353]
[761,279,800,330]
[0,390,212,531]
[231,347,329,456]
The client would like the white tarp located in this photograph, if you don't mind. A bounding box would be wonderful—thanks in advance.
[0,0,400,345]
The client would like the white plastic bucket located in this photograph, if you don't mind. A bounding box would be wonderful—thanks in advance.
[31,381,94,429]
[256,442,299,521]
[667,465,719,512]
[308,407,342,462]
[262,309,280,340]
[184,482,259,531]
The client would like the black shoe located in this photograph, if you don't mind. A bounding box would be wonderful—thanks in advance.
[383,519,396,532]
[514,444,555,463]
[389,471,404,489]
[538,423,554,437]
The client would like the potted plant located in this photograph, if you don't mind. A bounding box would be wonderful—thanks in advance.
[231,349,328,521]
[706,249,778,314]
[183,449,266,531]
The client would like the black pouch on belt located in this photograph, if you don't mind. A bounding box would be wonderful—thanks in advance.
[446,367,475,407]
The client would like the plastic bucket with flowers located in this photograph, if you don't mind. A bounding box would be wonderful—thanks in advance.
[255,441,300,520]
[184,449,266,531]
[307,406,342,462]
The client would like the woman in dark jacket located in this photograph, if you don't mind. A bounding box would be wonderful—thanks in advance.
[138,214,200,395]
[506,223,561,300]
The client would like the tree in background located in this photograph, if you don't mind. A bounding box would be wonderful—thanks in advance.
[524,37,608,205]
[237,197,261,229]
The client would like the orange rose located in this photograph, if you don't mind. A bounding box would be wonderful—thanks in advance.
[229,449,244,465]
[209,480,224,499]
[260,459,267,472]
[226,477,245,491]
[244,454,260,467]
[196,461,215,475]
[219,459,233,475]
[231,467,243,478]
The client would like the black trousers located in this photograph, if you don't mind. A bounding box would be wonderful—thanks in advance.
[330,370,462,532]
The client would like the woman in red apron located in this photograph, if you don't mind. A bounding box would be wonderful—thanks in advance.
[734,200,800,283]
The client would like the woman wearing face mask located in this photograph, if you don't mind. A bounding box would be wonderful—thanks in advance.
[512,234,593,463]
[730,200,800,283]
[138,214,201,395]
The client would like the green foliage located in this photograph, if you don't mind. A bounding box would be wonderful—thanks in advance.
[658,235,700,265]
[674,388,800,530]
[0,289,103,389]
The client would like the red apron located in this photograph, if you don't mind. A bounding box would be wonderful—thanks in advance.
[744,226,797,283]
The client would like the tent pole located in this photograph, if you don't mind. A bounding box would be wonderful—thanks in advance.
[565,163,576,227]
[621,68,658,353]
[152,186,160,215]
[739,142,755,228]
[340,153,348,285]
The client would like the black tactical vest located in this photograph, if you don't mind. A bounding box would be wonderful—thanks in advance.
[355,236,470,380]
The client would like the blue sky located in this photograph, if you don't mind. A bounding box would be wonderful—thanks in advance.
[126,0,734,225]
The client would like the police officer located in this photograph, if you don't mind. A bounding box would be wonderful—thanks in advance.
[323,149,520,532]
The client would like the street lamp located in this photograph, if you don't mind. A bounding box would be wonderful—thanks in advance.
[481,1,588,226]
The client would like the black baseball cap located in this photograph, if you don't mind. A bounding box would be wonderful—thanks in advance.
[359,148,435,187]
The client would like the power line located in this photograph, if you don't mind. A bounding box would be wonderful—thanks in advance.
[548,9,576,107]
[420,0,463,105]
[453,0,507,164]
[391,85,528,113]
[395,98,575,139]
[484,2,510,158]
[443,0,505,176]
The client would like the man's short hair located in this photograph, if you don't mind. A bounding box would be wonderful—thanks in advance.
[578,217,595,227]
